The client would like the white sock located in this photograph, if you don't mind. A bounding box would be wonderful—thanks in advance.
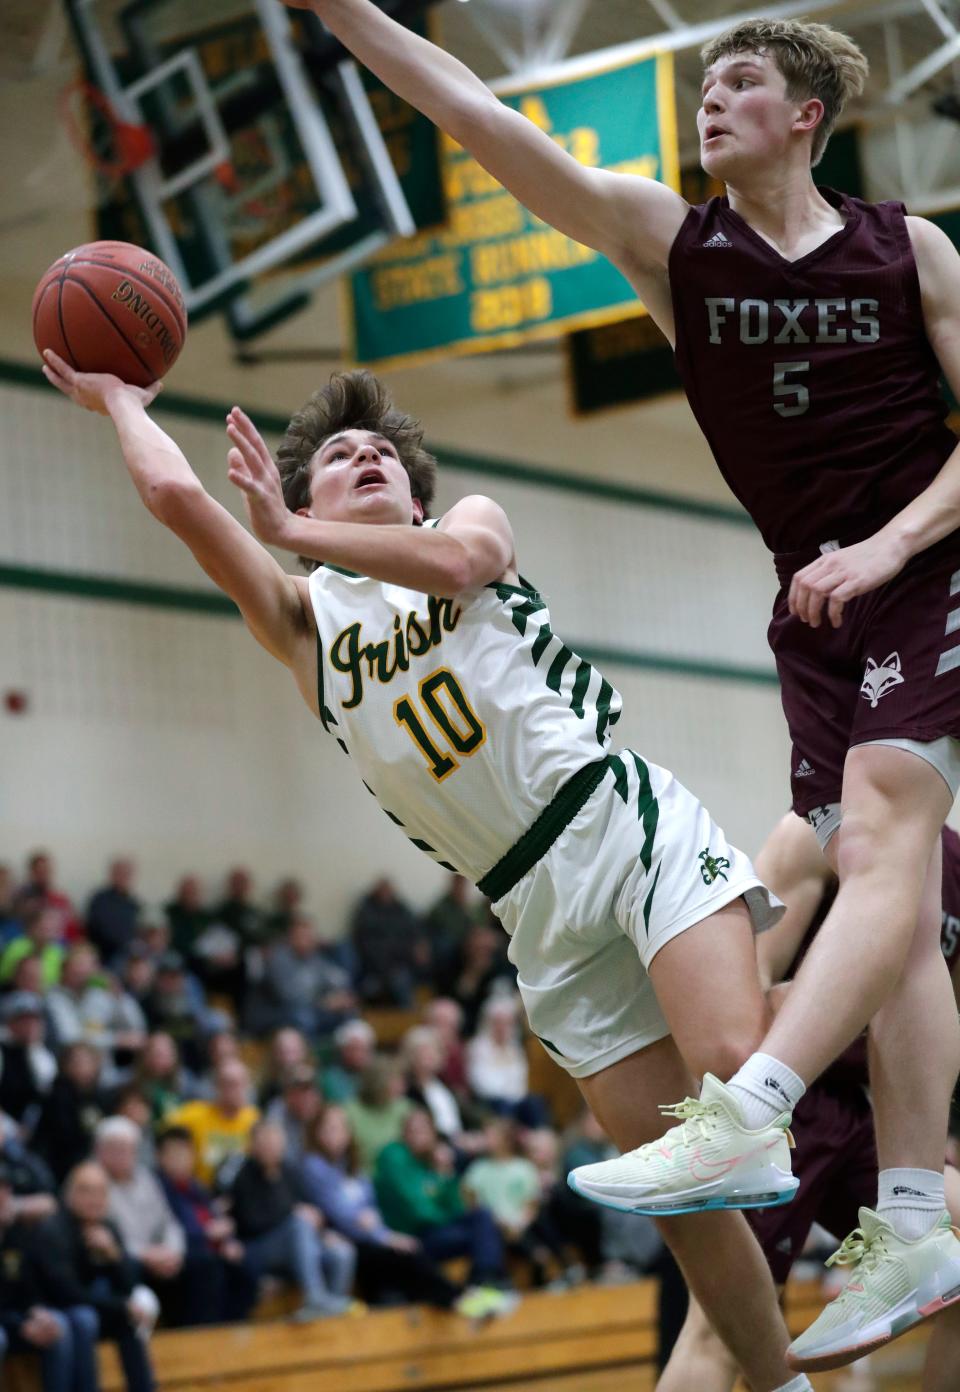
[726,1053,806,1130]
[877,1167,946,1241]
[773,1376,813,1392]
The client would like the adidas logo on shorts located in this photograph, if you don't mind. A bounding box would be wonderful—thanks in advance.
[794,759,815,778]
[702,231,733,248]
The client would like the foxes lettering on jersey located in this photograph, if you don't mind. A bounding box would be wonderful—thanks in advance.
[308,563,621,884]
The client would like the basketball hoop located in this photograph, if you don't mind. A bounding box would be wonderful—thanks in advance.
[59,79,155,181]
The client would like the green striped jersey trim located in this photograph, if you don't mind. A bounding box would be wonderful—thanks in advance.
[610,752,661,926]
[495,587,622,740]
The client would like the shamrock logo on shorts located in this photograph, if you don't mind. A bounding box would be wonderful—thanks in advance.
[699,849,731,885]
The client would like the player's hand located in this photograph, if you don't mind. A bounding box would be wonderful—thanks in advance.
[41,349,161,415]
[226,406,293,547]
[788,535,909,629]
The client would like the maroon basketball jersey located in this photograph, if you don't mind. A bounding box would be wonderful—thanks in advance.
[790,824,960,1087]
[669,188,957,553]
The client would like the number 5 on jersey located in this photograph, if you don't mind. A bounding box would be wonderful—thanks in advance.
[394,669,487,781]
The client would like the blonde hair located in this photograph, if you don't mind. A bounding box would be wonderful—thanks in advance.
[701,19,869,164]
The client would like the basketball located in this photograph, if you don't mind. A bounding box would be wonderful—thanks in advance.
[32,240,187,388]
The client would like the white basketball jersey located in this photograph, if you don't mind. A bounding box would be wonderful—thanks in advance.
[307,559,623,883]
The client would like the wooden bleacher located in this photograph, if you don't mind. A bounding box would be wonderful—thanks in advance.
[2,1275,832,1392]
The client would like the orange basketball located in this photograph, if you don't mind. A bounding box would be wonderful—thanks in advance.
[32,240,188,388]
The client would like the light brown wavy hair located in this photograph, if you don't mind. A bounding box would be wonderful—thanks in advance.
[701,19,869,165]
[277,371,438,572]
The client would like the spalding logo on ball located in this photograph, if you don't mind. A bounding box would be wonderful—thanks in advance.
[32,241,188,388]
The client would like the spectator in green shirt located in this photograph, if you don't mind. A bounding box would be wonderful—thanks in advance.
[374,1108,506,1287]
[0,906,65,989]
[321,1020,376,1105]
[344,1055,411,1173]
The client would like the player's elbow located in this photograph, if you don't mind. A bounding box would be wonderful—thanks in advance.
[148,477,205,525]
[448,88,507,150]
[434,554,475,598]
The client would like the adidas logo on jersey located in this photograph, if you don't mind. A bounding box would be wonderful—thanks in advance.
[795,759,815,778]
[702,231,733,248]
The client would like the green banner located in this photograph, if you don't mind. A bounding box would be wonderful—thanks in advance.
[347,52,679,367]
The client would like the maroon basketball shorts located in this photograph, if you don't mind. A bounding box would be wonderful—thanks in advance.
[769,530,960,816]
[748,1080,877,1286]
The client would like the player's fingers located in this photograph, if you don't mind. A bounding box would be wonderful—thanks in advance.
[226,422,263,472]
[827,592,846,628]
[42,348,74,381]
[794,579,814,625]
[239,410,277,470]
[41,364,69,394]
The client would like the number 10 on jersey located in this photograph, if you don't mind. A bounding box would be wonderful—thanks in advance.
[394,668,487,781]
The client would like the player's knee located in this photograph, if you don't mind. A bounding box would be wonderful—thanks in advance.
[689,1028,765,1084]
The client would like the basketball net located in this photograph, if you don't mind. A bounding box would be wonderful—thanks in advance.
[59,79,155,184]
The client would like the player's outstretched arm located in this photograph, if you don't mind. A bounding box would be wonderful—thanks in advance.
[282,0,687,273]
[226,406,515,595]
[41,351,309,667]
[753,813,833,989]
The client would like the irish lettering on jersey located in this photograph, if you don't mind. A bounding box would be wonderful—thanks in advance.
[329,596,462,708]
[669,189,956,554]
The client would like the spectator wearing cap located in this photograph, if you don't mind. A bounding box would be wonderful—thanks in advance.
[38,1160,158,1392]
[265,1065,323,1166]
[166,1060,260,1186]
[144,951,210,1074]
[86,859,141,968]
[0,1160,96,1392]
[32,1042,110,1186]
[321,1020,376,1105]
[95,1117,185,1295]
[0,1108,57,1223]
[0,992,57,1127]
[248,917,356,1040]
[0,904,66,989]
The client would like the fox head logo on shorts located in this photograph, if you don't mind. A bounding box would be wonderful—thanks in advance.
[698,849,731,885]
[860,653,904,709]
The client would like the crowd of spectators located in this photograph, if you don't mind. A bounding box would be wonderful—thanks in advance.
[0,851,667,1392]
